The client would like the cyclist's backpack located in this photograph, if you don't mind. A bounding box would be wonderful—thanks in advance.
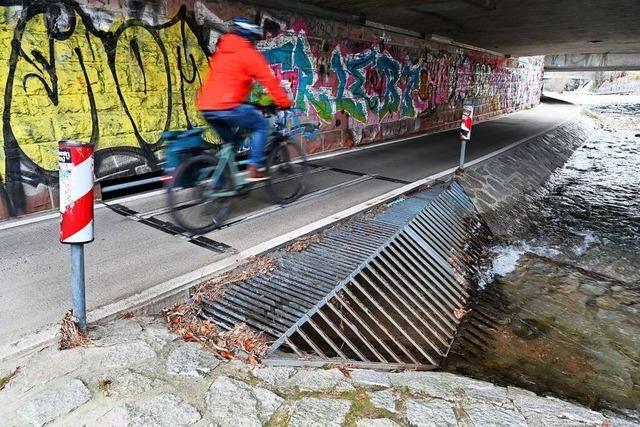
[162,128,206,185]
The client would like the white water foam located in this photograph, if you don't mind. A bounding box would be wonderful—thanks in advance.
[490,242,562,278]
[571,230,600,256]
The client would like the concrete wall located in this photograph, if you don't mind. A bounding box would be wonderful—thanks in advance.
[0,0,544,219]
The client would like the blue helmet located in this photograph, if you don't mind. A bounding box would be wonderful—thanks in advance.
[228,18,264,42]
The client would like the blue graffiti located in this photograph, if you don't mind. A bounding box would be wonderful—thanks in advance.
[400,60,422,118]
[258,33,543,125]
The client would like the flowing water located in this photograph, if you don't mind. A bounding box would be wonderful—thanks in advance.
[444,94,640,420]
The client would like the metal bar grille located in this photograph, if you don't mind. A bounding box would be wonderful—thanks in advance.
[268,181,490,368]
[200,181,492,369]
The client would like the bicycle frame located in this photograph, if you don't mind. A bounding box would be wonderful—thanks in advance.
[168,107,317,197]
[214,143,248,192]
[203,108,313,191]
[166,107,314,232]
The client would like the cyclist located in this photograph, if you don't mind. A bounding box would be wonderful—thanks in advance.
[196,18,293,181]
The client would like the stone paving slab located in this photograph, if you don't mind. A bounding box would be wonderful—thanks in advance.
[16,379,91,426]
[0,316,637,427]
[368,389,398,413]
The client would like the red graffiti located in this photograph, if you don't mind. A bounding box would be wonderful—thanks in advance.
[364,66,386,97]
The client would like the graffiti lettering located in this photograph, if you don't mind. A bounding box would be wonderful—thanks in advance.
[1,1,210,215]
[0,0,544,219]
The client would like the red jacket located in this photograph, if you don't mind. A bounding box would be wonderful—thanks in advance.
[196,34,292,111]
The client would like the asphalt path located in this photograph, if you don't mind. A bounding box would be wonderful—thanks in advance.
[0,100,577,348]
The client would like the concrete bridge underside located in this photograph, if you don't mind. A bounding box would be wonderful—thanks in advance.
[247,0,640,57]
[544,53,640,72]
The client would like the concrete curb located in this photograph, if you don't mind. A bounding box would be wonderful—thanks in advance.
[0,108,580,363]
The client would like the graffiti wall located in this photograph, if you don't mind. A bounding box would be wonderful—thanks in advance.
[0,0,544,219]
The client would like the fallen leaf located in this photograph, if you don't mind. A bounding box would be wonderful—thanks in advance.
[338,366,352,378]
[182,332,199,342]
[219,350,235,360]
[454,308,470,320]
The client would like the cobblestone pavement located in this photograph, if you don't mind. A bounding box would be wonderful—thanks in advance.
[0,317,636,427]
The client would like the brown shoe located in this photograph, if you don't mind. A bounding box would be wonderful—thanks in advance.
[246,165,268,181]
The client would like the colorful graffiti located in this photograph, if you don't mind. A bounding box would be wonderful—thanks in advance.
[0,0,544,219]
[0,0,213,216]
[260,33,542,134]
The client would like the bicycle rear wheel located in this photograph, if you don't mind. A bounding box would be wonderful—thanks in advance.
[167,154,233,234]
[265,140,308,204]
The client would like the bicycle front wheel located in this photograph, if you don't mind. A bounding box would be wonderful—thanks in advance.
[167,154,233,234]
[266,140,308,204]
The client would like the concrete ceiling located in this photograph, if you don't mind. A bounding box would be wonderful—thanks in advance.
[276,0,640,56]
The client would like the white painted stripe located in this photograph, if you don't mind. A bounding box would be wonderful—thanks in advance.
[0,212,60,230]
[70,157,94,202]
[0,187,166,233]
[61,220,94,243]
[103,189,165,205]
[0,196,133,231]
[307,130,436,162]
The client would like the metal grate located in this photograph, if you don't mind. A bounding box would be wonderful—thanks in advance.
[200,181,492,370]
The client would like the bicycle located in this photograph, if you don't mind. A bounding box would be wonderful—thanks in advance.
[162,106,314,234]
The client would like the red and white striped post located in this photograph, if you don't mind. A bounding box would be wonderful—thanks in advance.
[59,140,95,333]
[458,105,474,170]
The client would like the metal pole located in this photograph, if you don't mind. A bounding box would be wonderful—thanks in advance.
[459,139,467,169]
[71,243,87,333]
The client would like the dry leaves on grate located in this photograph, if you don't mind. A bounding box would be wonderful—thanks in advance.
[193,256,277,302]
[447,254,468,277]
[454,308,471,320]
[59,310,89,350]
[163,303,270,365]
[285,233,322,253]
[336,363,354,378]
[361,203,388,221]
[219,323,271,365]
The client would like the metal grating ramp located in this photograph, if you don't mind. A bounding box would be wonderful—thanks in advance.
[200,181,492,370]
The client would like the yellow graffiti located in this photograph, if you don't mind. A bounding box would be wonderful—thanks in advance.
[0,16,13,182]
[2,6,210,180]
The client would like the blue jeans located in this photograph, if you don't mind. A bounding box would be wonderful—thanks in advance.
[201,104,268,168]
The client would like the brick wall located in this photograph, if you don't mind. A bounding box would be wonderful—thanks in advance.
[0,0,544,219]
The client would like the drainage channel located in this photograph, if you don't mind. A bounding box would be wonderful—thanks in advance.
[199,180,493,370]
[101,165,402,248]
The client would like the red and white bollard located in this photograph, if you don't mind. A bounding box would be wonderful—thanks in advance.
[59,141,95,333]
[459,105,474,170]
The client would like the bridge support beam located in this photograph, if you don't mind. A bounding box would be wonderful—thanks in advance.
[545,53,640,72]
